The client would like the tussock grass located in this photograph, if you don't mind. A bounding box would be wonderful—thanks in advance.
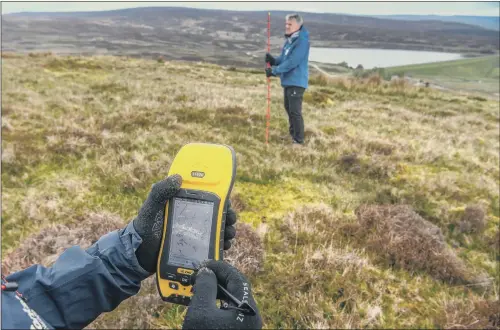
[459,204,487,234]
[353,204,477,284]
[435,297,500,329]
[2,53,499,329]
[2,211,125,275]
[224,222,265,276]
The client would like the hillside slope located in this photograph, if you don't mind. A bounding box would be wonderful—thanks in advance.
[386,55,500,96]
[1,54,499,329]
[375,15,500,31]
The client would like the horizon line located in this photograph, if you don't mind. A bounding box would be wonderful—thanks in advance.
[3,5,499,17]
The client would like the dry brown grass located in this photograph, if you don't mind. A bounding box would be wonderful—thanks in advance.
[353,204,476,284]
[436,297,500,329]
[224,222,265,276]
[365,139,396,156]
[389,76,411,90]
[309,73,332,86]
[229,192,247,213]
[340,153,359,166]
[459,204,487,234]
[1,52,23,59]
[366,74,383,87]
[2,212,125,275]
[279,203,339,253]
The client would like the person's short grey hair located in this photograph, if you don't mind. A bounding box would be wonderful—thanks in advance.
[286,13,303,26]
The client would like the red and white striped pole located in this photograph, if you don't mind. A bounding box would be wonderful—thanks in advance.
[266,12,271,145]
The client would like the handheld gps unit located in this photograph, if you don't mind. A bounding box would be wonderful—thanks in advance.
[156,142,236,305]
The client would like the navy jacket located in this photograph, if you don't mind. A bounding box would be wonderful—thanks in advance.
[1,221,151,329]
[272,26,310,89]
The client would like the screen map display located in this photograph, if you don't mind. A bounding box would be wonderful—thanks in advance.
[168,197,214,268]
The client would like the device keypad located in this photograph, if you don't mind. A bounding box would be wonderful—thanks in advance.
[180,276,190,286]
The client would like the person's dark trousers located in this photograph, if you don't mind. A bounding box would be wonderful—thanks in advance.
[283,86,306,144]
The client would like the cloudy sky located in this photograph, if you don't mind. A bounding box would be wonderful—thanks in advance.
[2,1,499,16]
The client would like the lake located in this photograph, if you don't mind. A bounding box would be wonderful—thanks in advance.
[309,47,464,69]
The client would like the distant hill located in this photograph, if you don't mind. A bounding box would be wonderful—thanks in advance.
[377,15,499,31]
[2,7,499,67]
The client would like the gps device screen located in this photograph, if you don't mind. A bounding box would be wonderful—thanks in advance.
[168,197,214,268]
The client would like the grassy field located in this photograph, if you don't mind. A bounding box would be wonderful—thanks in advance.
[1,53,499,329]
[385,55,500,96]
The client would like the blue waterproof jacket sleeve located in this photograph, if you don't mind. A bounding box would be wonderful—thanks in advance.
[5,221,151,329]
[274,53,283,66]
[272,37,309,75]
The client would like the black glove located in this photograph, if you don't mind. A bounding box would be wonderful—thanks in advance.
[183,260,262,330]
[132,175,238,273]
[265,67,274,78]
[265,53,275,65]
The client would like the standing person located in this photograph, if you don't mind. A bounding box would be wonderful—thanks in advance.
[266,13,310,146]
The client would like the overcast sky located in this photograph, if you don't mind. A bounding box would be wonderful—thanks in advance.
[2,1,499,16]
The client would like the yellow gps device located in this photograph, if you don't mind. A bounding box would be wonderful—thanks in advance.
[156,142,237,305]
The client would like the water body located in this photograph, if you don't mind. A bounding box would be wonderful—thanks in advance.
[309,47,463,69]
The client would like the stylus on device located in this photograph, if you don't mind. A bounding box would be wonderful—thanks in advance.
[218,283,257,316]
[190,261,256,316]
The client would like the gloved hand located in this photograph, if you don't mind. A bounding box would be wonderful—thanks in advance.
[132,175,238,273]
[265,67,275,78]
[265,53,275,65]
[183,260,262,330]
